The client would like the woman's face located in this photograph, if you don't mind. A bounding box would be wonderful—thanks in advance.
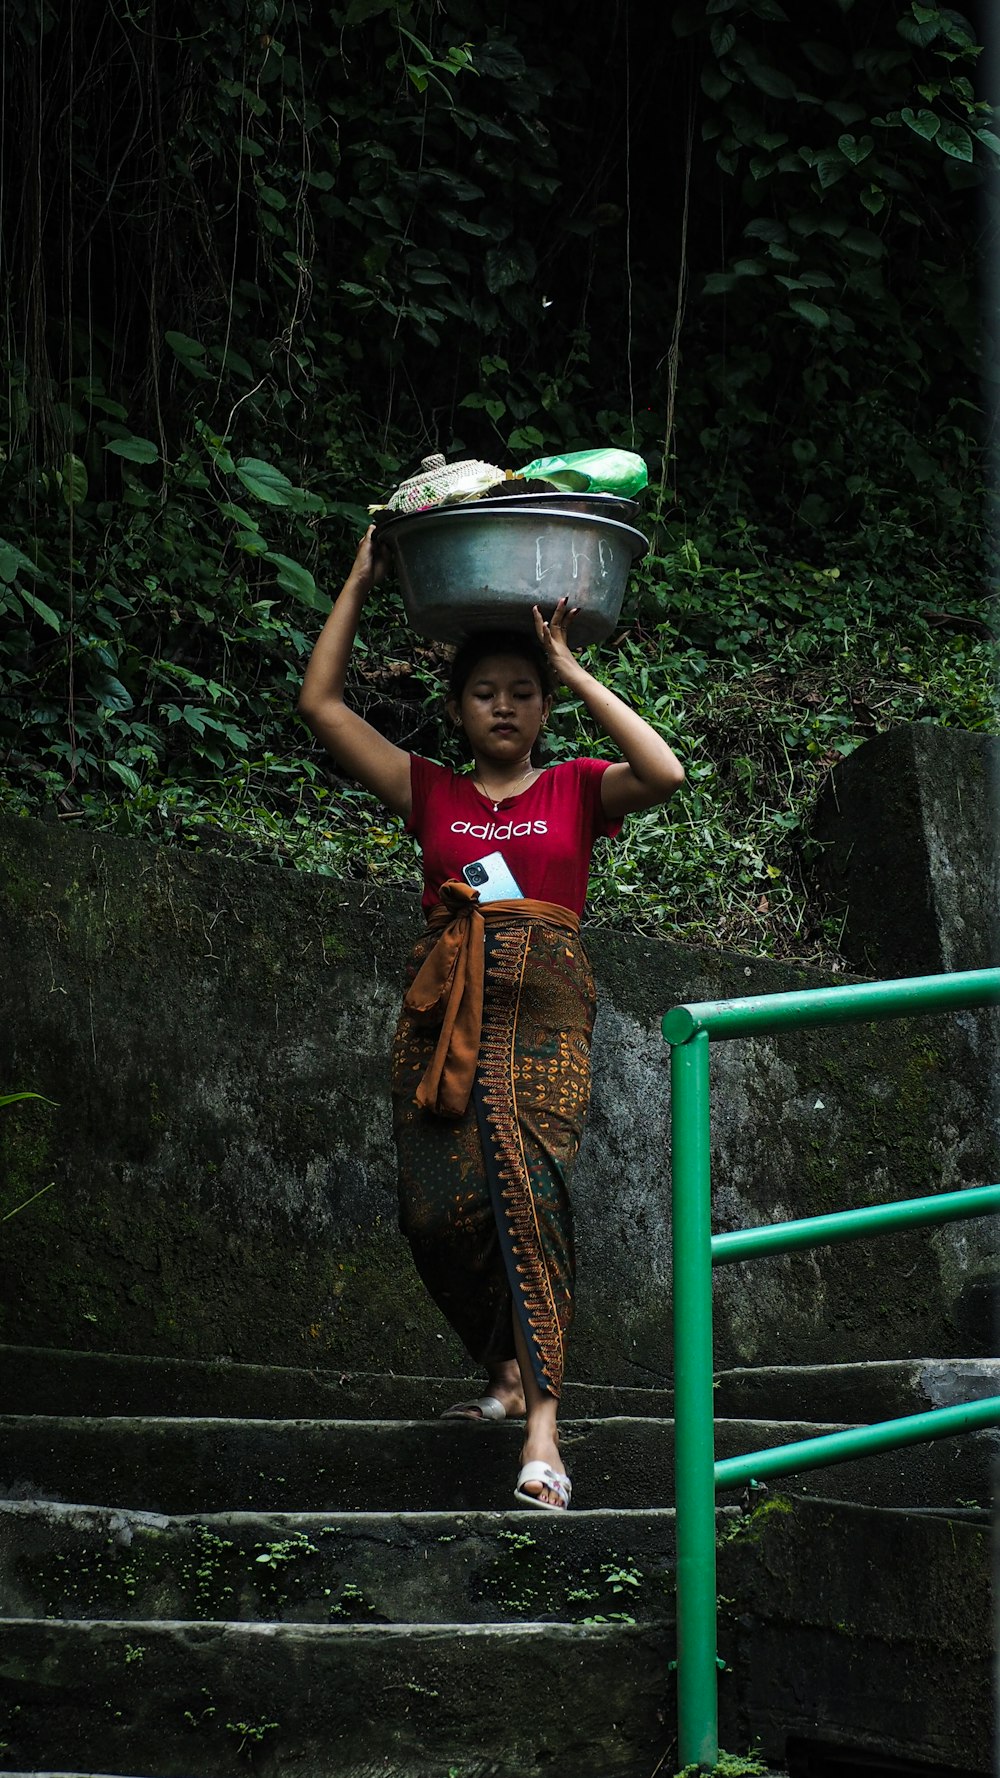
[450,652,551,763]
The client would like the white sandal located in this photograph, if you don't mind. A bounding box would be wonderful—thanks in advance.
[514,1460,572,1511]
[440,1395,507,1422]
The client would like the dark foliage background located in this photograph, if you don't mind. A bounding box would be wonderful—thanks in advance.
[1,0,995,954]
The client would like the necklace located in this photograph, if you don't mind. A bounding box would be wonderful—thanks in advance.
[473,765,536,811]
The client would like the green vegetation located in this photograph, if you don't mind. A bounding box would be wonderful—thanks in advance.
[673,1752,769,1778]
[253,1532,318,1569]
[225,1718,280,1753]
[1,0,995,960]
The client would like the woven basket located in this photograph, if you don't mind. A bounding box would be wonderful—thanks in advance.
[375,453,506,514]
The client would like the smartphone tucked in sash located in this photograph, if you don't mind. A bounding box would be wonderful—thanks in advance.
[461,851,523,902]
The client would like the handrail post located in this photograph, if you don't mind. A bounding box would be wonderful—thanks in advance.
[671,1029,719,1768]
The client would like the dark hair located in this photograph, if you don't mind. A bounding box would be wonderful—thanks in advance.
[447,628,555,703]
[447,628,554,767]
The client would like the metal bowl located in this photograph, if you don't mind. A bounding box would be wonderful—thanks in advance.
[375,500,648,645]
[466,490,642,523]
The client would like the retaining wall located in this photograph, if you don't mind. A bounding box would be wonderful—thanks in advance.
[2,764,996,1382]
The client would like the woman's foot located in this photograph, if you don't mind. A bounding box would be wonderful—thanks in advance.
[441,1359,526,1421]
[508,1316,567,1507]
[516,1426,569,1509]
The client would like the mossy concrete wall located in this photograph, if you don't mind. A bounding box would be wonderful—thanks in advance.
[812,723,1000,977]
[1,805,996,1382]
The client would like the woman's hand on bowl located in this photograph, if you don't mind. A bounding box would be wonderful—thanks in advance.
[533,596,580,683]
[350,524,390,595]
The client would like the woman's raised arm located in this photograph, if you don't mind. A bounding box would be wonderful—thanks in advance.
[298,527,412,819]
[533,597,684,819]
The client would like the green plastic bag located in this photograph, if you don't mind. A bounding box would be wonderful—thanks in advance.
[517,448,648,497]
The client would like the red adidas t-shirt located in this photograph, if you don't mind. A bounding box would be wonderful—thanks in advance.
[406,754,623,917]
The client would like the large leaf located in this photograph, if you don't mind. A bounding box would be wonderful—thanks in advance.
[20,587,62,631]
[105,759,142,792]
[837,133,873,166]
[744,218,788,243]
[265,552,327,610]
[61,453,88,507]
[936,122,974,163]
[815,150,848,189]
[218,502,262,531]
[789,299,830,327]
[703,271,740,294]
[165,330,206,359]
[165,331,215,382]
[897,11,942,46]
[842,226,885,260]
[0,539,37,584]
[709,21,736,56]
[91,672,134,712]
[901,107,941,142]
[210,345,254,381]
[106,435,159,464]
[233,458,297,506]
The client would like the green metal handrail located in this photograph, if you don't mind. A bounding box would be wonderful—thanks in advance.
[662,965,1000,1770]
[712,1181,1000,1265]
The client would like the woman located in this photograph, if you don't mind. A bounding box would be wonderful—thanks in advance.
[298,526,683,1509]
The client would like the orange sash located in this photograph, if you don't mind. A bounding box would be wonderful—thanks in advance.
[403,879,581,1117]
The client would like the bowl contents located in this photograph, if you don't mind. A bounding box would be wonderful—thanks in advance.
[516,449,648,497]
[371,453,508,514]
[370,447,648,515]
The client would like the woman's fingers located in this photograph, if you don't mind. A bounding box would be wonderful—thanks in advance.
[356,523,389,587]
[532,601,579,691]
[532,598,580,672]
[547,598,578,645]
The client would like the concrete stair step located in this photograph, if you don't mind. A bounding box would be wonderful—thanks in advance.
[7,1342,999,1430]
[0,1501,713,1626]
[0,1486,989,1778]
[714,1356,1000,1422]
[0,1618,678,1778]
[0,1344,673,1421]
[1,1413,992,1513]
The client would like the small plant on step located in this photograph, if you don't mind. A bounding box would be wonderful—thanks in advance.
[226,1718,279,1755]
[712,1752,769,1777]
[254,1533,318,1567]
[674,1750,770,1778]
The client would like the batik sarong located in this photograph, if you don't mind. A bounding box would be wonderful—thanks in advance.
[391,886,596,1399]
